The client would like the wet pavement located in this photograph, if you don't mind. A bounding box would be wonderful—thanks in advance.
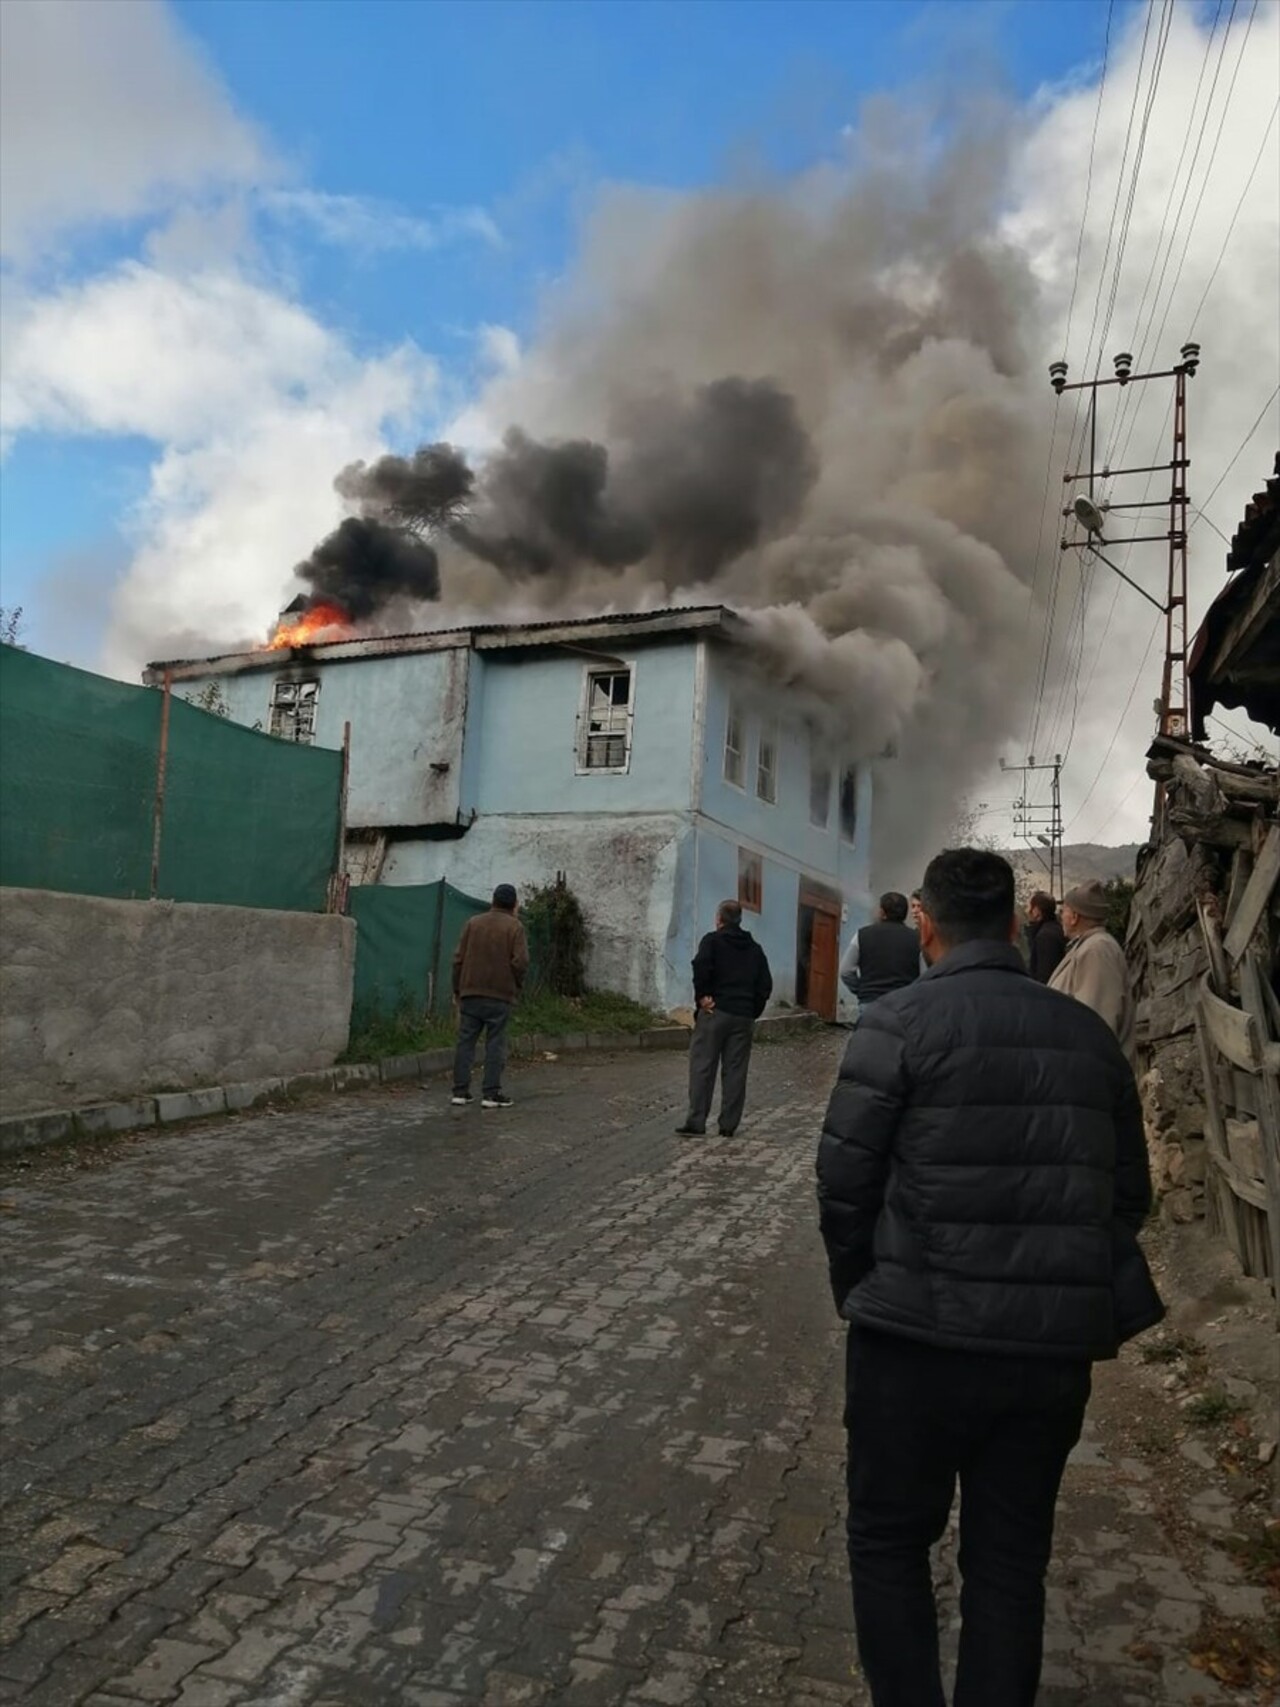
[0,1036,1272,1705]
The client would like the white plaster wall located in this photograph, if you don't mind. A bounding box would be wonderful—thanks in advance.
[0,888,354,1116]
[381,815,689,1011]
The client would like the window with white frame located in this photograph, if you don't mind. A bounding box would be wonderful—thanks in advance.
[809,746,832,828]
[723,700,745,788]
[840,764,859,843]
[578,668,634,772]
[757,719,778,804]
[269,678,319,744]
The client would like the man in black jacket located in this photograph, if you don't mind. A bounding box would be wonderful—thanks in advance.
[677,900,773,1138]
[839,891,921,1012]
[816,849,1162,1707]
[1026,889,1067,983]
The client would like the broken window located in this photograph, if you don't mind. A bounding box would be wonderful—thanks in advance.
[269,678,319,745]
[723,701,745,788]
[578,668,633,772]
[738,847,763,912]
[757,720,778,804]
[810,748,832,829]
[840,765,859,843]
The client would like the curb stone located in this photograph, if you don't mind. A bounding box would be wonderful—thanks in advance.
[0,1011,821,1159]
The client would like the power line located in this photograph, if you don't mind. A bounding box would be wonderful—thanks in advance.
[1104,0,1234,467]
[1062,611,1163,835]
[1187,97,1279,335]
[1127,0,1264,394]
[1191,384,1280,531]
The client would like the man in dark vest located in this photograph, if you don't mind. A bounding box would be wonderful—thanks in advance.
[839,892,921,1016]
[1026,890,1067,984]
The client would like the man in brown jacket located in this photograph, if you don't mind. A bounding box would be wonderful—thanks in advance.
[1049,879,1136,1064]
[451,883,529,1109]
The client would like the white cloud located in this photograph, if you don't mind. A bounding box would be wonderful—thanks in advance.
[0,0,267,259]
[2,259,439,671]
[261,190,501,253]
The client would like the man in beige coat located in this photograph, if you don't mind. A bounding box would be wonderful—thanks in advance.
[1049,879,1136,1062]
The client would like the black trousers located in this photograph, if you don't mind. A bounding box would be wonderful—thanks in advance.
[843,1325,1090,1707]
[452,997,511,1096]
[684,1009,754,1133]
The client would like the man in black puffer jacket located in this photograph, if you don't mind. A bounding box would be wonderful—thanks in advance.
[677,900,773,1138]
[816,848,1162,1707]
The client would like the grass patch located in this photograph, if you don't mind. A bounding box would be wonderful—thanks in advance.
[511,989,665,1038]
[1184,1388,1245,1427]
[342,988,666,1063]
[1140,1334,1199,1365]
[342,1003,453,1063]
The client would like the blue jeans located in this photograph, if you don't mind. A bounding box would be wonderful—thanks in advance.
[844,1326,1090,1707]
[452,997,511,1097]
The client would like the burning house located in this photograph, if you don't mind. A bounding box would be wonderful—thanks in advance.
[144,605,874,1016]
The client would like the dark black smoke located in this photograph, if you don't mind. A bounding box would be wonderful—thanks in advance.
[288,444,472,620]
[453,377,817,585]
[452,429,648,576]
[289,378,816,613]
[295,517,440,619]
[334,443,473,533]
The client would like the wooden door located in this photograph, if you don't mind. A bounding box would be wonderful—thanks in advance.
[807,908,840,1021]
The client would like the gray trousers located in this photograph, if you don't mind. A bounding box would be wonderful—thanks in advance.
[453,997,511,1096]
[685,1009,755,1134]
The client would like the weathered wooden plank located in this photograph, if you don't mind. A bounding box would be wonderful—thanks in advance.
[1224,845,1253,930]
[1238,951,1280,1291]
[1196,894,1231,998]
[1225,1116,1264,1181]
[1204,1144,1270,1212]
[1196,1010,1227,1153]
[1199,974,1261,1070]
[1233,1069,1260,1118]
[1224,824,1280,964]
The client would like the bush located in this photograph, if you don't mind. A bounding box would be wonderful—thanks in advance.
[521,875,587,997]
[1104,877,1135,943]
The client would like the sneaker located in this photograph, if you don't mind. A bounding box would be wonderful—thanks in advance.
[675,1124,705,1137]
[450,1092,471,1106]
[482,1092,513,1110]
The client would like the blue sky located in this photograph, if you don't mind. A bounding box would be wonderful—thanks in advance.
[1,0,1119,642]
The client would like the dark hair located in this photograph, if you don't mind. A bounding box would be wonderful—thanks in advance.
[910,890,922,902]
[492,883,518,910]
[718,899,743,928]
[879,891,909,923]
[1030,890,1057,919]
[919,850,1015,945]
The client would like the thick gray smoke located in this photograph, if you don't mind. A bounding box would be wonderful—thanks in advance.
[293,109,1051,878]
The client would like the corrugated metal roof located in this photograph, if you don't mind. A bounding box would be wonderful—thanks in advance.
[144,603,741,678]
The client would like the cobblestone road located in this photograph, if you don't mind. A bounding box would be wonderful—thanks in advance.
[1,1038,1271,1705]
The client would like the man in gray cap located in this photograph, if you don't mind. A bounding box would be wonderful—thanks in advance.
[1050,879,1135,1063]
[451,883,529,1109]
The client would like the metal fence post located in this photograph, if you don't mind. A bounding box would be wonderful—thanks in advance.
[149,669,172,899]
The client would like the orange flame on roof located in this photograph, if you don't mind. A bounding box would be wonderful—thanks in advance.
[268,601,352,650]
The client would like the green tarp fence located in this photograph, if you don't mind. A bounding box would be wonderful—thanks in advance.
[349,882,488,1019]
[0,645,342,912]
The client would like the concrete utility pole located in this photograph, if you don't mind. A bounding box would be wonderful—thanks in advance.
[1002,754,1065,900]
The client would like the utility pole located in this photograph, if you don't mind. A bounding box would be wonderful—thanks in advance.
[1002,754,1065,900]
[1048,343,1200,742]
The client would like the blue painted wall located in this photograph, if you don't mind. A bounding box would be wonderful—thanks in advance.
[177,646,470,828]
[468,642,699,816]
